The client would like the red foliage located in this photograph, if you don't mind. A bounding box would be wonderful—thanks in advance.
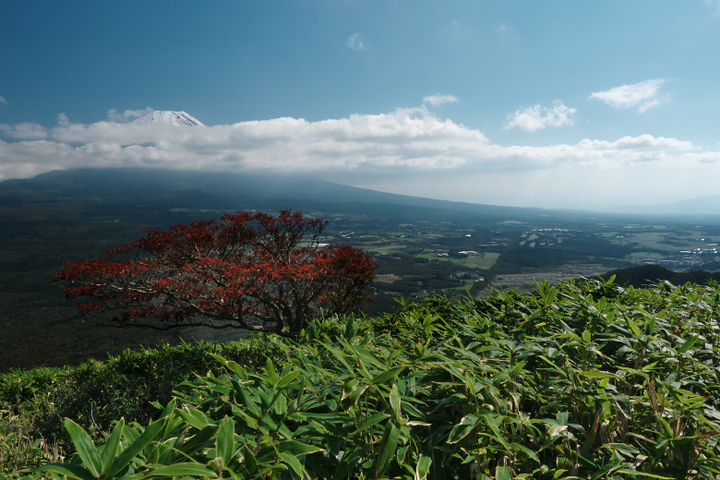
[54,210,377,335]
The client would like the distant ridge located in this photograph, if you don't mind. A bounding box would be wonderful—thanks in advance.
[133,111,205,127]
[0,167,652,225]
[598,265,720,288]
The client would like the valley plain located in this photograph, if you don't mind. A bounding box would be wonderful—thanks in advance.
[2,168,720,371]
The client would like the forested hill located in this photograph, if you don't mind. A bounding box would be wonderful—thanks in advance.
[600,264,720,288]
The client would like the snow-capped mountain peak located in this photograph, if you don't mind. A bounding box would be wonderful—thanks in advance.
[133,111,205,127]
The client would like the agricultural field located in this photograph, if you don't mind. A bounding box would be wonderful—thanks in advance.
[598,225,720,269]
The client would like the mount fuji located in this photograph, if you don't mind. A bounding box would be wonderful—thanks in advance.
[133,111,205,127]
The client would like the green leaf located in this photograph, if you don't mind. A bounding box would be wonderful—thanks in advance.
[33,463,96,480]
[657,415,674,439]
[264,358,279,385]
[210,353,247,377]
[510,361,525,378]
[590,461,622,480]
[242,445,258,474]
[626,318,642,337]
[215,417,235,470]
[371,366,405,385]
[582,371,615,379]
[678,334,699,354]
[277,369,300,388]
[538,356,569,378]
[582,329,592,344]
[234,387,261,419]
[415,455,432,480]
[279,451,307,478]
[351,412,392,435]
[447,414,481,444]
[100,418,125,475]
[556,411,569,425]
[274,393,288,415]
[482,414,511,452]
[376,420,401,476]
[175,406,214,430]
[278,440,326,456]
[514,442,540,463]
[389,383,401,422]
[496,466,512,480]
[145,463,218,478]
[614,469,673,479]
[645,316,656,335]
[179,425,218,456]
[63,418,102,477]
[324,344,355,371]
[348,384,369,406]
[158,398,176,419]
[104,417,167,479]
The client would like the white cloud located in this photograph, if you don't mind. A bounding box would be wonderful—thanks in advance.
[637,99,660,114]
[1,106,718,209]
[57,113,69,127]
[589,79,666,113]
[107,108,154,123]
[575,135,697,153]
[0,122,48,139]
[423,94,459,106]
[503,100,577,132]
[0,96,6,105]
[706,0,720,14]
[496,24,514,34]
[347,33,366,51]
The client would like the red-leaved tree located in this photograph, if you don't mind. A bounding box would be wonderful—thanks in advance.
[54,210,377,336]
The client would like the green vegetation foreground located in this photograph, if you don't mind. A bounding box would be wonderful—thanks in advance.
[3,277,720,479]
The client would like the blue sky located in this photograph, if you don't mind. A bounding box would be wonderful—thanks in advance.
[2,1,720,210]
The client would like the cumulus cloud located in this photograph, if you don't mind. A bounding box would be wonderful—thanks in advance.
[347,33,366,51]
[706,0,720,14]
[1,106,717,208]
[107,107,154,123]
[0,96,6,105]
[423,94,459,106]
[0,122,48,139]
[503,100,577,132]
[589,79,666,113]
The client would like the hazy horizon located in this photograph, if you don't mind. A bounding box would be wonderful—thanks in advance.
[2,2,720,210]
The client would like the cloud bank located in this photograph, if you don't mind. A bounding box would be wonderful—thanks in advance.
[589,79,666,113]
[504,100,577,132]
[0,106,716,209]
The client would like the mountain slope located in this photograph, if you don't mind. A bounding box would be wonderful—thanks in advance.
[0,167,613,226]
